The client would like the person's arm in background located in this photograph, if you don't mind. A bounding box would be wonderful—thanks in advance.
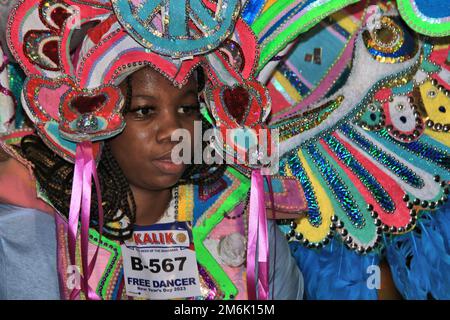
[0,150,60,299]
[0,204,60,299]
[267,220,304,300]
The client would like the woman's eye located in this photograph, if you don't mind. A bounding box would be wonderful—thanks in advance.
[131,106,155,118]
[178,105,200,115]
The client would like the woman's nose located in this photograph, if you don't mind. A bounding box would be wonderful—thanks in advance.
[155,109,182,143]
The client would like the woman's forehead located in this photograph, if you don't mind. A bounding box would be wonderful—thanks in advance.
[133,66,195,82]
[124,66,200,92]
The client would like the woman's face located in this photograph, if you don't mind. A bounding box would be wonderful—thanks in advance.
[108,67,200,191]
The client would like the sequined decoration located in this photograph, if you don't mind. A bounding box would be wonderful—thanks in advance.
[362,16,419,64]
[278,62,310,96]
[356,101,385,131]
[23,30,60,70]
[376,129,450,171]
[21,0,78,72]
[420,79,450,132]
[218,39,245,72]
[87,231,120,299]
[196,265,221,300]
[339,123,425,188]
[0,53,15,130]
[305,143,365,228]
[8,63,26,128]
[111,0,241,58]
[323,135,395,212]
[281,155,322,227]
[241,0,265,25]
[273,96,344,141]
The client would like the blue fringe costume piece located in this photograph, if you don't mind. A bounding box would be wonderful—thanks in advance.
[385,202,450,300]
[288,201,450,300]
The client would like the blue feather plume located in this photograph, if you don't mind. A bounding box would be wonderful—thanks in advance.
[385,201,450,299]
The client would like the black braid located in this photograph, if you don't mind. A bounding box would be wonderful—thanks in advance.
[19,135,137,240]
[91,142,137,239]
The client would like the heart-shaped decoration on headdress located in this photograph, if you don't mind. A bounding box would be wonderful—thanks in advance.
[22,75,125,162]
[205,79,273,168]
[69,94,107,114]
[222,85,250,125]
[59,84,125,142]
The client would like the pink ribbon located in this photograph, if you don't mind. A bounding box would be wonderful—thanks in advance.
[68,141,104,300]
[265,175,277,297]
[246,169,269,300]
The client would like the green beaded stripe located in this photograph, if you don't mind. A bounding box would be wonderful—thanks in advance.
[192,167,250,299]
[397,0,450,37]
[88,228,122,299]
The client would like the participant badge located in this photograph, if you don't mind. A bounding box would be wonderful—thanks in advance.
[121,221,202,299]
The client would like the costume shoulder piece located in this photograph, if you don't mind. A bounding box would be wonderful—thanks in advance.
[269,1,450,256]
[263,1,450,299]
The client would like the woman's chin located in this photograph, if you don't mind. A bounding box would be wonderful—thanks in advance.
[148,174,184,190]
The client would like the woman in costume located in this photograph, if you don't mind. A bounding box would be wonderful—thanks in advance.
[0,0,309,300]
[0,66,303,300]
[2,0,450,300]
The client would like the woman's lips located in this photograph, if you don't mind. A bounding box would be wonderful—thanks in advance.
[151,158,185,175]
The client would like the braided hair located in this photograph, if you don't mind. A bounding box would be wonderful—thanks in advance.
[19,67,226,241]
[20,135,137,239]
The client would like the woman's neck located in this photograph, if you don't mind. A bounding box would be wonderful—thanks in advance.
[130,185,172,226]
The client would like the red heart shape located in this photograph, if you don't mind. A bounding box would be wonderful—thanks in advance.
[223,86,250,123]
[42,40,60,66]
[50,6,72,30]
[70,94,107,114]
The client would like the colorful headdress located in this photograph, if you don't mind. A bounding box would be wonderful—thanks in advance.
[250,0,450,300]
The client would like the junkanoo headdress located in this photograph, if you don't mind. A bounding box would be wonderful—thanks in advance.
[7,0,361,299]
